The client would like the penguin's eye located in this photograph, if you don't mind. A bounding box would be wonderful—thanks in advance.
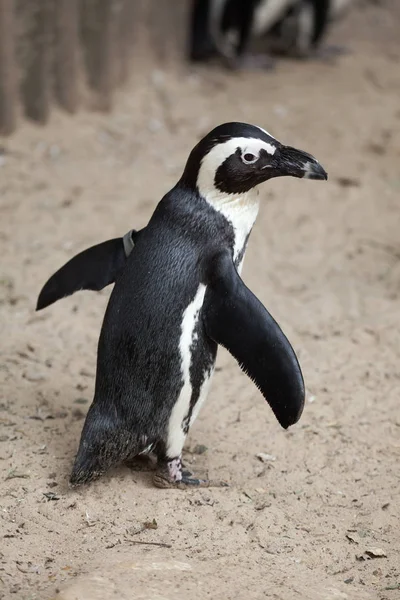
[242,152,258,165]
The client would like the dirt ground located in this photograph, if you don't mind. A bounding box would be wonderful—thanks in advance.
[1,2,400,599]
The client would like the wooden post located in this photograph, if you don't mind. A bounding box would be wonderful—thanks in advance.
[20,0,53,124]
[138,0,189,66]
[0,0,17,135]
[146,0,170,64]
[116,0,136,86]
[82,0,124,111]
[54,0,79,113]
[168,0,191,65]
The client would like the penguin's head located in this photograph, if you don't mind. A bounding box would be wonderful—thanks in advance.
[181,122,327,199]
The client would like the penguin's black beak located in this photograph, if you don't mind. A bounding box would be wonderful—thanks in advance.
[271,145,328,181]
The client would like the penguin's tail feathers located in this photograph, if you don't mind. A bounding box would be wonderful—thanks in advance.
[69,407,140,486]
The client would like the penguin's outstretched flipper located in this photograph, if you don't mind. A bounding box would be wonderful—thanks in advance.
[203,250,305,429]
[36,229,140,311]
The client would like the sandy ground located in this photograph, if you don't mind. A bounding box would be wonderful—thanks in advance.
[1,3,400,599]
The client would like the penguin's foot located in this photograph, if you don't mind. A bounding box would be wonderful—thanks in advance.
[153,457,228,489]
[225,53,275,71]
[125,454,193,474]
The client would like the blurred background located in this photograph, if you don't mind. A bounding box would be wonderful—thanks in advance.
[0,1,399,599]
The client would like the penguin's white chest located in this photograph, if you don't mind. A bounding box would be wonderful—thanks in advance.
[165,191,259,458]
[215,189,260,270]
[166,284,208,458]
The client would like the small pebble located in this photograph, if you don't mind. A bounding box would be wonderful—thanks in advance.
[256,453,276,463]
[23,369,46,382]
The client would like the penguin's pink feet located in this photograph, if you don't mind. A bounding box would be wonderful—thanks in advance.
[152,456,228,489]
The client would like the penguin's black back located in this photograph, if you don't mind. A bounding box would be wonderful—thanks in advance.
[70,186,234,483]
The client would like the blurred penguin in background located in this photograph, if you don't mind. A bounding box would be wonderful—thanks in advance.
[267,0,353,60]
[188,0,353,68]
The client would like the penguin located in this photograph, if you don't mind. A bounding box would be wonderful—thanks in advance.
[189,0,353,68]
[189,0,282,68]
[268,0,353,59]
[268,0,331,58]
[41,122,327,489]
[211,0,269,68]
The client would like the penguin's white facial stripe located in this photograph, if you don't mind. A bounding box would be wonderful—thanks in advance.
[196,136,276,200]
[196,139,266,264]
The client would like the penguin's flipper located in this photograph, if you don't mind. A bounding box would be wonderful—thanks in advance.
[203,250,305,429]
[36,229,139,311]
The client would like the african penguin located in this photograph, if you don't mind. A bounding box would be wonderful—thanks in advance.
[189,0,281,68]
[189,0,353,67]
[268,0,331,58]
[268,0,353,59]
[38,122,327,489]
